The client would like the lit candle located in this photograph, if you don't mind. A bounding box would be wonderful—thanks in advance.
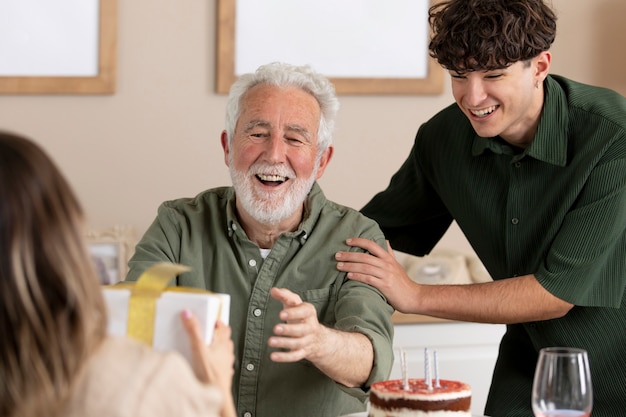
[424,347,432,390]
[434,350,441,388]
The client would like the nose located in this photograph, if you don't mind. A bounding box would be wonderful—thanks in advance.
[464,78,488,107]
[263,134,288,163]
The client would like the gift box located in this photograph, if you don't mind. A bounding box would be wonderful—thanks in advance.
[102,262,230,364]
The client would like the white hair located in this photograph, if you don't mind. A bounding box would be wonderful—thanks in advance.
[224,62,339,157]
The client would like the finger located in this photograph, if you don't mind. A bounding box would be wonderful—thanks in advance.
[269,348,306,363]
[180,309,210,382]
[268,332,304,347]
[336,254,387,278]
[212,320,232,343]
[344,271,383,287]
[181,309,205,347]
[335,249,376,262]
[281,301,318,323]
[268,337,308,354]
[335,246,391,269]
[272,320,312,337]
[270,287,303,307]
[335,253,389,279]
[345,237,389,257]
[209,321,234,353]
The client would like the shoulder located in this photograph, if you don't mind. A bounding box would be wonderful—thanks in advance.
[310,183,374,223]
[155,187,234,226]
[317,195,386,243]
[422,103,469,132]
[324,198,377,224]
[65,337,222,417]
[84,337,191,386]
[415,104,475,154]
[550,74,626,130]
[159,187,233,212]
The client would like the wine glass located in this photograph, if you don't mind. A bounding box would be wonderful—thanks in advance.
[532,347,593,417]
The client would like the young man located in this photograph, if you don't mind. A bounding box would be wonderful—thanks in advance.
[336,1,626,416]
[126,62,394,417]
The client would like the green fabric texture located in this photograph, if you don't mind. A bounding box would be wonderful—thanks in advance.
[361,75,626,417]
[126,182,394,417]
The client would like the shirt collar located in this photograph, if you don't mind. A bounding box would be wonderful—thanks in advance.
[471,75,569,166]
[226,182,325,245]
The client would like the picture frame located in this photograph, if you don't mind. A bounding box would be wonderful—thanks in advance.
[0,0,117,94]
[86,226,135,285]
[216,0,444,95]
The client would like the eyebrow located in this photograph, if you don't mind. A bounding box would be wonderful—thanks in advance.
[243,120,313,142]
[242,120,271,133]
[285,124,312,142]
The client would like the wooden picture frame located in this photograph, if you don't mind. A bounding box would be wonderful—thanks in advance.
[216,0,444,95]
[87,226,135,285]
[0,0,117,94]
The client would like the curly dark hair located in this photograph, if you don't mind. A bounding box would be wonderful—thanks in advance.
[428,0,557,73]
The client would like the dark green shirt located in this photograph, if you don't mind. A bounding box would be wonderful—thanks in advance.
[362,75,626,417]
[126,182,394,417]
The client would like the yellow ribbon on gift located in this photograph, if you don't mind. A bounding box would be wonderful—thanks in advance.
[110,262,190,344]
[108,262,225,345]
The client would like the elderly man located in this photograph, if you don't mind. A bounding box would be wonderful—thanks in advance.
[126,62,394,417]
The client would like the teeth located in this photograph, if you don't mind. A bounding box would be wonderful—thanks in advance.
[257,174,286,182]
[470,105,497,117]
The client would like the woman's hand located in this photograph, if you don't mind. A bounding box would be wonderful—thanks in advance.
[181,310,237,417]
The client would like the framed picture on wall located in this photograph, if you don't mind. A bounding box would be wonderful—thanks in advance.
[86,226,135,285]
[216,0,444,95]
[0,0,117,94]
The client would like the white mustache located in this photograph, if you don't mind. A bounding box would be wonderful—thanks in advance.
[249,162,295,178]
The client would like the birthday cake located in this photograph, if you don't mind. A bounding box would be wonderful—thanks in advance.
[368,378,471,417]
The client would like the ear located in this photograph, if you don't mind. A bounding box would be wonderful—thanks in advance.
[220,130,230,167]
[534,51,551,83]
[314,145,334,180]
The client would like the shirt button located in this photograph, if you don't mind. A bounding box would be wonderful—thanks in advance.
[246,363,255,371]
[514,162,522,168]
[253,308,262,317]
[232,223,237,230]
[511,218,519,225]
[249,259,257,267]
[244,413,252,417]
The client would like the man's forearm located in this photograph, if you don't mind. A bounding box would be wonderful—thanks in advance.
[310,327,374,388]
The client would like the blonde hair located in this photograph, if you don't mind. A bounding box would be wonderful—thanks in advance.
[0,132,107,417]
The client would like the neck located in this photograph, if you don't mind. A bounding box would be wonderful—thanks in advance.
[502,87,545,149]
[236,205,304,249]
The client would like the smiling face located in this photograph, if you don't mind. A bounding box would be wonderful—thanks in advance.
[222,84,332,226]
[450,52,551,148]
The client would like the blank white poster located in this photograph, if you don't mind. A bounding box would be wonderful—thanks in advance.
[0,0,99,76]
[235,0,430,79]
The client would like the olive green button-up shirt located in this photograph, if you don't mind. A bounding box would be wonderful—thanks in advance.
[362,75,626,416]
[126,182,394,417]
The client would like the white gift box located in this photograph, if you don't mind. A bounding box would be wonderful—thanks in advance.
[102,262,230,364]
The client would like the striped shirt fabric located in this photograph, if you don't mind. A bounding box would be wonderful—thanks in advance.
[362,75,626,416]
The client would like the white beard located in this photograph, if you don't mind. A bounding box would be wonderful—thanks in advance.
[229,160,318,225]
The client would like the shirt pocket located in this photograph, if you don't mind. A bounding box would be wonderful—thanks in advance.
[299,285,337,326]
